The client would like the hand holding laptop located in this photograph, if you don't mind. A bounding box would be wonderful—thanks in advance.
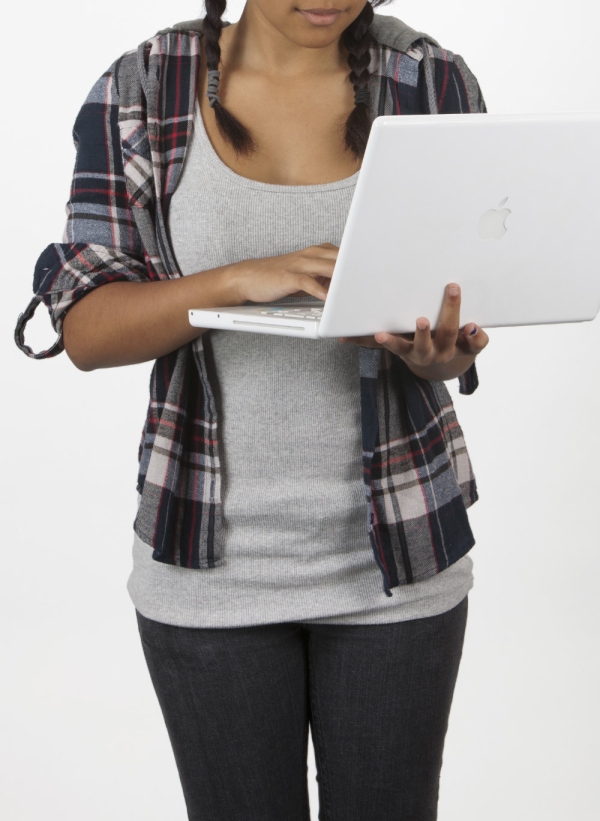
[339,282,490,381]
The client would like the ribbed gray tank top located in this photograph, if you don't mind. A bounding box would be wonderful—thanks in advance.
[126,100,473,628]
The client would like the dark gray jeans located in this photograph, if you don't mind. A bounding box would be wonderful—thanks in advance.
[135,595,468,821]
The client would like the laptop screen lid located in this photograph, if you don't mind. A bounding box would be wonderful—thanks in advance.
[318,111,600,338]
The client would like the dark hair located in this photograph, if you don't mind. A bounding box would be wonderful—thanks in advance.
[202,0,394,162]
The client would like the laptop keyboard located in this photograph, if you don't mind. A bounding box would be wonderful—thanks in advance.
[257,307,323,321]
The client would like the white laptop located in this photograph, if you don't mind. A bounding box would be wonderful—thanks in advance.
[189,111,600,339]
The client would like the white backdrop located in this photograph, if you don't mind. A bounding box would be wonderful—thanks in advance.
[3,1,600,819]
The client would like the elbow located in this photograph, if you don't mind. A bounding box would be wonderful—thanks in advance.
[64,343,96,372]
[72,355,96,372]
[62,312,96,372]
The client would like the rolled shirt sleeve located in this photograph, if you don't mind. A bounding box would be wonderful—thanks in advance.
[14,58,154,359]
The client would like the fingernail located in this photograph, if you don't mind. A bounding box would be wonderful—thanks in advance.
[448,284,460,296]
[416,319,428,331]
[469,325,478,336]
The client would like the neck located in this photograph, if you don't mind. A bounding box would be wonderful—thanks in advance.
[219,6,351,80]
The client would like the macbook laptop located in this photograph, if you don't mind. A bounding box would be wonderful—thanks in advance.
[189,111,600,339]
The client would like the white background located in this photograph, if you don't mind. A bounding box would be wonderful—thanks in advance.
[3,0,600,819]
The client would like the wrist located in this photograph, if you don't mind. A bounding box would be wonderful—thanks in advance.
[227,261,251,305]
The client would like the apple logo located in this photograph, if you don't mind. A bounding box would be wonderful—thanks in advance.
[478,197,512,240]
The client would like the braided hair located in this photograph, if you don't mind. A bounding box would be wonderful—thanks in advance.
[201,0,393,161]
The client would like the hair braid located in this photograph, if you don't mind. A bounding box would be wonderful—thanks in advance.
[201,0,393,162]
[202,0,257,156]
[340,1,376,158]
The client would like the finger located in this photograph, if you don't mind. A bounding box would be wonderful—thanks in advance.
[315,275,329,288]
[374,332,414,357]
[296,273,329,299]
[376,330,415,348]
[461,324,489,352]
[412,317,433,361]
[433,283,461,354]
[293,252,337,280]
[309,244,339,263]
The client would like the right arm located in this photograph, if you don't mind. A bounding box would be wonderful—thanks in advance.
[63,262,242,371]
[64,243,338,371]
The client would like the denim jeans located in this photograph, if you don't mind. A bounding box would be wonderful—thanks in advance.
[135,594,468,821]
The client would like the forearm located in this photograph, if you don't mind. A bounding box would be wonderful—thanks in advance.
[405,353,477,382]
[62,263,243,371]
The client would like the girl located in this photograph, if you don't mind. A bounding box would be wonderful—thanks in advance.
[15,1,489,818]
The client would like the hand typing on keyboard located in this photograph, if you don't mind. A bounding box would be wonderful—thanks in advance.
[231,244,338,305]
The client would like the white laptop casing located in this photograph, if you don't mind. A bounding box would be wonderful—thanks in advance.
[189,112,600,338]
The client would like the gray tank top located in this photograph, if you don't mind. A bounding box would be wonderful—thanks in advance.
[126,100,473,628]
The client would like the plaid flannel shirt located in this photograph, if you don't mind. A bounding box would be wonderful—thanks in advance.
[14,13,486,597]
